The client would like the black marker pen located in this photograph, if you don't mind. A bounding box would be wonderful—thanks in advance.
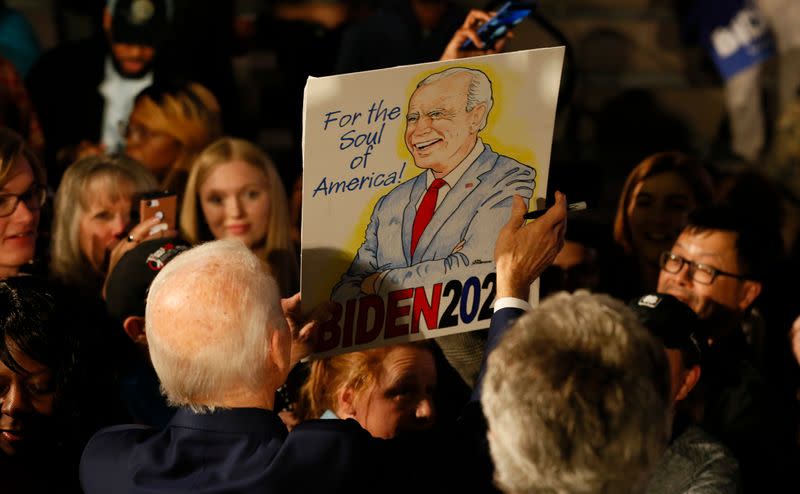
[523,201,587,220]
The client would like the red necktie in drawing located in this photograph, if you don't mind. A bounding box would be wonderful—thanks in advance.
[411,178,447,257]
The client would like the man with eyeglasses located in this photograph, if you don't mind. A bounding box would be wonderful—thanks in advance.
[656,203,794,490]
[657,224,762,338]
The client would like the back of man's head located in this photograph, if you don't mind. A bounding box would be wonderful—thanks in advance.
[145,239,287,412]
[482,291,670,494]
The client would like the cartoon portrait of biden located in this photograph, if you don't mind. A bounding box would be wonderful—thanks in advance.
[331,66,536,302]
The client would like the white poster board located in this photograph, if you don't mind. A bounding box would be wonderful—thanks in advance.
[302,47,564,356]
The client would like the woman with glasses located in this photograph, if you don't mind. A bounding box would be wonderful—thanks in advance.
[604,152,714,301]
[124,81,222,199]
[0,128,46,279]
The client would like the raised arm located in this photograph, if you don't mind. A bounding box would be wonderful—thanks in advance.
[472,192,568,399]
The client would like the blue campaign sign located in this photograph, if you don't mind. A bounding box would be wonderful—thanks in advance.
[705,5,775,80]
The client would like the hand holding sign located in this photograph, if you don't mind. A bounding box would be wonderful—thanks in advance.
[282,293,335,365]
[494,192,567,300]
[302,47,564,356]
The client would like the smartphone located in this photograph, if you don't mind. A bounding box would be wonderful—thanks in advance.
[460,1,537,51]
[139,191,177,231]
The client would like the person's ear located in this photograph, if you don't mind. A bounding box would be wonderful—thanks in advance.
[468,103,487,133]
[122,316,147,348]
[336,387,357,419]
[102,8,113,36]
[675,364,701,402]
[269,324,292,383]
[737,280,762,312]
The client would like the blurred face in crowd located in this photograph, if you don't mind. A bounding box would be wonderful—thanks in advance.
[0,342,55,456]
[78,177,135,275]
[199,160,271,252]
[0,158,40,278]
[790,316,800,367]
[627,171,695,266]
[657,229,759,322]
[125,101,182,179]
[341,346,437,439]
[110,43,155,78]
[103,10,156,78]
[405,73,484,176]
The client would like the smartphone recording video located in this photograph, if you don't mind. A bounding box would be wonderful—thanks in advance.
[460,1,537,51]
[139,191,177,231]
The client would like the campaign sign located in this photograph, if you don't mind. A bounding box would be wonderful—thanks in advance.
[708,5,775,80]
[301,47,564,356]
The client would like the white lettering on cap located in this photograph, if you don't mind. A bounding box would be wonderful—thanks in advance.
[638,294,661,309]
[131,0,155,25]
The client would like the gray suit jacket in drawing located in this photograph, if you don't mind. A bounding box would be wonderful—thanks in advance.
[332,144,535,302]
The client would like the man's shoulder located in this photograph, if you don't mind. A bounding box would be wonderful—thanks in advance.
[32,38,103,70]
[82,423,155,460]
[647,425,740,494]
[668,425,739,471]
[28,38,104,86]
[478,145,535,179]
[290,417,375,447]
[79,424,156,491]
[281,419,390,492]
[374,173,424,208]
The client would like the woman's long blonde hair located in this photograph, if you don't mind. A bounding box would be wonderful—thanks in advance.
[180,137,298,295]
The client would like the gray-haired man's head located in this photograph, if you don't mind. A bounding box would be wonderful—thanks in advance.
[405,67,493,176]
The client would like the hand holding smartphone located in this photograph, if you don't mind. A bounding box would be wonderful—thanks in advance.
[140,191,177,232]
[460,1,536,51]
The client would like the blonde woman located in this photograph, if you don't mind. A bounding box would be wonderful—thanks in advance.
[181,137,298,296]
[51,155,167,296]
[124,81,221,198]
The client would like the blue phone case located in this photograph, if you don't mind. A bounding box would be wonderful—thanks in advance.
[460,1,536,51]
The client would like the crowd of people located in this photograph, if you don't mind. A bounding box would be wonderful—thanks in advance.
[1,1,800,493]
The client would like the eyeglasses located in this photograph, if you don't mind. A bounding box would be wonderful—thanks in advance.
[659,251,748,285]
[0,185,47,217]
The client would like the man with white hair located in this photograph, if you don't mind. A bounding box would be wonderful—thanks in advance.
[81,239,396,492]
[79,190,569,493]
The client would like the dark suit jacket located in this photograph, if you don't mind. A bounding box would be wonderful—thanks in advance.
[80,307,525,494]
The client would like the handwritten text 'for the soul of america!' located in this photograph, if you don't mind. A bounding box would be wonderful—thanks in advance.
[313,99,408,198]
